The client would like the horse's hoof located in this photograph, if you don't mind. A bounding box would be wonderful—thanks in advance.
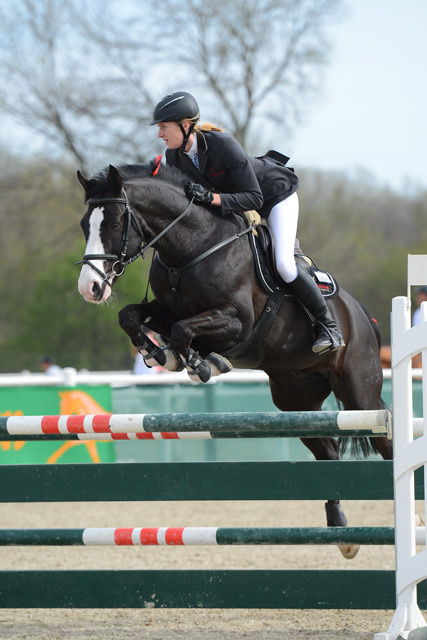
[188,368,211,383]
[338,543,360,560]
[206,353,233,377]
[324,503,358,559]
[185,350,212,383]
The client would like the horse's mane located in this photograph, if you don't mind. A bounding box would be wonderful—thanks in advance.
[84,159,188,199]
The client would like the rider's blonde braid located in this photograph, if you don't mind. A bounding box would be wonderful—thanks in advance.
[195,122,224,133]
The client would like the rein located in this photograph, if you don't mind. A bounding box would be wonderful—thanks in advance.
[157,223,260,290]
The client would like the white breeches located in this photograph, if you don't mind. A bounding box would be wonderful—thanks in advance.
[267,192,299,283]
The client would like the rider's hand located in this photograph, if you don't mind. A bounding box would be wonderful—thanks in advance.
[186,182,214,205]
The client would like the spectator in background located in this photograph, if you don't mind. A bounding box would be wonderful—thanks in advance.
[412,286,427,326]
[39,355,62,376]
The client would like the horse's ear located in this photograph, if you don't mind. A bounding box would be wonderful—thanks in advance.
[77,170,89,191]
[108,165,122,195]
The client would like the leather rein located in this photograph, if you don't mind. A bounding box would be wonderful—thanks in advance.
[77,189,260,289]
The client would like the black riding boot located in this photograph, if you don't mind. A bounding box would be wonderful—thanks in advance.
[289,264,345,354]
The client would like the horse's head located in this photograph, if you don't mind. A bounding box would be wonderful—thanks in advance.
[77,165,144,304]
[77,159,209,304]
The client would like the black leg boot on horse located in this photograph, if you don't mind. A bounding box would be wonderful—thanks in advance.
[289,264,345,354]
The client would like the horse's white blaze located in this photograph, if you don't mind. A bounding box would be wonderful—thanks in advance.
[78,207,112,303]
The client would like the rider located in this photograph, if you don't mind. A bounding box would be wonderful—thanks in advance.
[150,91,345,355]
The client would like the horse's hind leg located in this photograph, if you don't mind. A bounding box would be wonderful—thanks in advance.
[268,372,340,465]
[269,372,359,559]
[330,350,393,461]
[300,435,359,559]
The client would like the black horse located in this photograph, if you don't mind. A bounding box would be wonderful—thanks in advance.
[76,161,393,558]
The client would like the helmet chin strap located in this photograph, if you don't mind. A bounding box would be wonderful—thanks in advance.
[178,122,195,154]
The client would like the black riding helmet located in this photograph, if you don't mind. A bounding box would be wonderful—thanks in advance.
[150,91,200,152]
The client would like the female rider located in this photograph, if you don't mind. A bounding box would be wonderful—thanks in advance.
[150,91,344,355]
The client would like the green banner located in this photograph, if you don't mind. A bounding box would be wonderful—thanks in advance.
[0,386,114,464]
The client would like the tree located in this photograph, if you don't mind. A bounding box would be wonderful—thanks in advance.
[0,150,82,344]
[297,169,427,343]
[0,0,344,171]
[154,0,344,150]
[0,150,153,372]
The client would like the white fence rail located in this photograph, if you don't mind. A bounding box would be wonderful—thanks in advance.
[0,367,417,388]
[0,368,273,388]
[376,254,427,639]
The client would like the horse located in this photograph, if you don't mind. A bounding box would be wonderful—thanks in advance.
[76,160,393,558]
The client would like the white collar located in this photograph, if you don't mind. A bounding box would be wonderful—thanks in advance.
[185,134,198,157]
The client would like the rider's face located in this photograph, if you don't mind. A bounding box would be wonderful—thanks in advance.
[157,121,190,150]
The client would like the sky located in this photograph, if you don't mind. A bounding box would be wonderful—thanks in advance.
[290,0,427,193]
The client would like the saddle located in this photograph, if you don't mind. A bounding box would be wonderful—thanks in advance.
[239,212,339,299]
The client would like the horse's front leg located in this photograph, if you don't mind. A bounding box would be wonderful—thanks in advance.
[169,305,244,382]
[118,302,184,372]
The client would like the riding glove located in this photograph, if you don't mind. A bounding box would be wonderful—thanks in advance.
[186,182,214,205]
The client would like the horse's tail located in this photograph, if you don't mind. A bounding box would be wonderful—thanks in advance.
[338,300,390,459]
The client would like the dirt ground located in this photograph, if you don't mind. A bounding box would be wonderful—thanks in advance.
[0,499,423,639]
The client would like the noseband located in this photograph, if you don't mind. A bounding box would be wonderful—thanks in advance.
[76,190,146,288]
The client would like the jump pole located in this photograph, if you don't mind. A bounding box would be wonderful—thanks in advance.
[0,526,425,546]
[0,409,391,440]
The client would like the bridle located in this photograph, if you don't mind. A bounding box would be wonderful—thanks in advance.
[75,190,144,287]
[76,188,195,289]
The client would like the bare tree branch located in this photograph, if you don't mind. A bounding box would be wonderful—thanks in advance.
[0,0,345,168]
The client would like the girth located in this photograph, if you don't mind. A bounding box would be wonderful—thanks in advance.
[220,290,285,369]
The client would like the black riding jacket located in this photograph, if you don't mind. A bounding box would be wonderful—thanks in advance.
[165,130,299,219]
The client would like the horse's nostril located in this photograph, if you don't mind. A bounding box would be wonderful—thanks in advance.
[92,281,103,301]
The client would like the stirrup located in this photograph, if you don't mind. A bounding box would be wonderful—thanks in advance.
[312,326,345,355]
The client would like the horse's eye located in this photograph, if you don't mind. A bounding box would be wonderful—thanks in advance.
[111,221,121,230]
